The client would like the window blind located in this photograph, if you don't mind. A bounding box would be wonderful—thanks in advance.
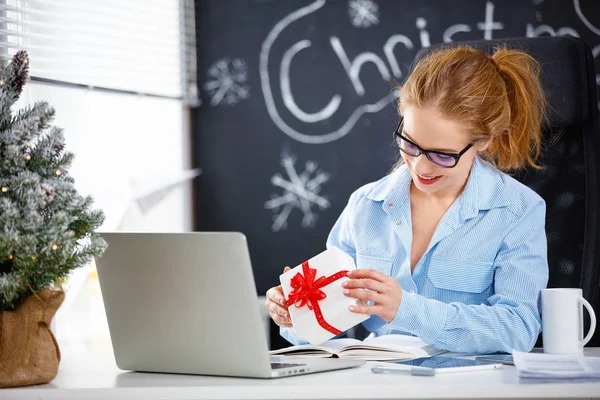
[0,0,198,103]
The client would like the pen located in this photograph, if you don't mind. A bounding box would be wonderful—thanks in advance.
[371,366,436,376]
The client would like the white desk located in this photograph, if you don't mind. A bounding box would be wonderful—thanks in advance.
[4,343,600,400]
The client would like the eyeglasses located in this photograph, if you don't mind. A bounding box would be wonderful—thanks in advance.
[393,118,473,168]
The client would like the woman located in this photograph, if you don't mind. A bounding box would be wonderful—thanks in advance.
[265,46,549,354]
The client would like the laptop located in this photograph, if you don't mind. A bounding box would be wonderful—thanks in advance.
[94,232,365,378]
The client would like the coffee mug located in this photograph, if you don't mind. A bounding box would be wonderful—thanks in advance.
[541,288,596,354]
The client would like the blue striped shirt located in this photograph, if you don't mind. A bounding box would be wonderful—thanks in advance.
[281,157,549,354]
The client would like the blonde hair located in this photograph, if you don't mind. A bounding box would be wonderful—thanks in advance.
[398,45,547,171]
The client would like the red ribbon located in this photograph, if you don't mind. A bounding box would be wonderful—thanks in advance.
[286,261,348,335]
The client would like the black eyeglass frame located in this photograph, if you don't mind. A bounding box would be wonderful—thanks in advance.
[393,118,474,168]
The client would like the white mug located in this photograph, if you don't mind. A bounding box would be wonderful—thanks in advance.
[541,288,596,354]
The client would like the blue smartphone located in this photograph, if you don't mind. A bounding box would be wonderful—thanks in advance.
[475,354,514,365]
[371,356,503,376]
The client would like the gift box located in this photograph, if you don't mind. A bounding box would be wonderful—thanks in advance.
[280,246,369,345]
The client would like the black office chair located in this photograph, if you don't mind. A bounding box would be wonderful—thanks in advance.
[413,36,600,346]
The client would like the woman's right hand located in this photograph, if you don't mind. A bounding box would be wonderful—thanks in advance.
[265,266,293,328]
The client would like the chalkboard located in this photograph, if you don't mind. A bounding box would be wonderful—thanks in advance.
[192,0,600,297]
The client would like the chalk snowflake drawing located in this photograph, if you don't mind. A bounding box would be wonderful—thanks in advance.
[348,0,379,28]
[265,154,330,232]
[203,58,250,106]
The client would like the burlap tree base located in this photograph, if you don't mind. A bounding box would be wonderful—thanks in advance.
[0,288,64,388]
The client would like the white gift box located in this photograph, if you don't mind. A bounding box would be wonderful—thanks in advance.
[280,246,369,345]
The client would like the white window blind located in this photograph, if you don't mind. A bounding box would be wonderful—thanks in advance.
[0,0,198,103]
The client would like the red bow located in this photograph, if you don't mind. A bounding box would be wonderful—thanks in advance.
[287,261,348,335]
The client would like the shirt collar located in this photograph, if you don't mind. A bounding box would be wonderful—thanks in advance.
[365,164,411,203]
[467,157,511,214]
[365,157,510,219]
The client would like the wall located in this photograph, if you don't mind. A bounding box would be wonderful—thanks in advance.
[192,0,600,349]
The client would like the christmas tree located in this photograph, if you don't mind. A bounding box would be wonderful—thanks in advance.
[0,51,106,311]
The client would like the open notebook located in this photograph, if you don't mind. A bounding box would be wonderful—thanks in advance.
[269,334,444,361]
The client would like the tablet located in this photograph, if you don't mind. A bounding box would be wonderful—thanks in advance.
[371,356,503,376]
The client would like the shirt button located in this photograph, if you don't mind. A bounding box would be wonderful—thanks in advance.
[396,221,401,225]
[388,203,394,208]
[410,290,415,293]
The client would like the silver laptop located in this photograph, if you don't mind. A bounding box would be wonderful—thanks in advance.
[95,232,365,378]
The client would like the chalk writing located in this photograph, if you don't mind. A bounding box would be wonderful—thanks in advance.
[348,0,379,28]
[260,0,570,144]
[265,153,330,232]
[204,58,250,106]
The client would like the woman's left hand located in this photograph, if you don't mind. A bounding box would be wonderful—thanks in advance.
[342,268,403,323]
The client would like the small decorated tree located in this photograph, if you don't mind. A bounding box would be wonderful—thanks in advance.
[0,51,106,388]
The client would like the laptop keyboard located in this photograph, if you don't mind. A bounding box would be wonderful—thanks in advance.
[270,362,305,370]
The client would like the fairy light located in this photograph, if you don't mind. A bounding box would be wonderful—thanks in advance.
[55,169,61,176]
[8,254,13,260]
[52,244,58,251]
[1,187,7,193]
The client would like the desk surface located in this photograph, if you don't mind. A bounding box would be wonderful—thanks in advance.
[4,342,600,400]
